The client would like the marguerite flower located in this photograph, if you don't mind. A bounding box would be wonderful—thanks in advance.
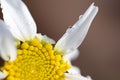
[0,0,98,80]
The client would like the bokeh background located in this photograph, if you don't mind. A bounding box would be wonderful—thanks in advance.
[0,0,120,80]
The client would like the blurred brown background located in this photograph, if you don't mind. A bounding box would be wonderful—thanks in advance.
[1,0,120,80]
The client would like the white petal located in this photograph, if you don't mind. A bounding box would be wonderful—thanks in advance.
[65,73,92,80]
[36,33,55,44]
[0,20,17,61]
[65,64,92,80]
[0,0,37,41]
[55,3,98,52]
[65,49,79,62]
[68,66,81,74]
[0,70,6,80]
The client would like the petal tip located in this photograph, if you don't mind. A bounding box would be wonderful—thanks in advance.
[0,70,7,79]
[55,3,98,53]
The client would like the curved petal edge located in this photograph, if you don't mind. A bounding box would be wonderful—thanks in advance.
[0,0,37,41]
[0,70,6,80]
[0,20,17,61]
[55,3,98,53]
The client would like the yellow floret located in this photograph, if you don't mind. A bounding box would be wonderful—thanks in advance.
[30,38,40,46]
[0,38,71,80]
[21,42,29,49]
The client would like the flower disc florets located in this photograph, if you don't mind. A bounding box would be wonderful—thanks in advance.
[0,38,71,80]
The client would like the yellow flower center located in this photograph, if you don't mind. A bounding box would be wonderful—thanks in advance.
[0,38,71,80]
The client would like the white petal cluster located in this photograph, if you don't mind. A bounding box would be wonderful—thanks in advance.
[0,0,98,80]
[1,0,37,41]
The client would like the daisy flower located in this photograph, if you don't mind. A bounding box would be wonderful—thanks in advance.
[0,0,98,80]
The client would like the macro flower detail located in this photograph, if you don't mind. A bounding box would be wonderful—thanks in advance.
[0,0,98,80]
[2,38,71,80]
